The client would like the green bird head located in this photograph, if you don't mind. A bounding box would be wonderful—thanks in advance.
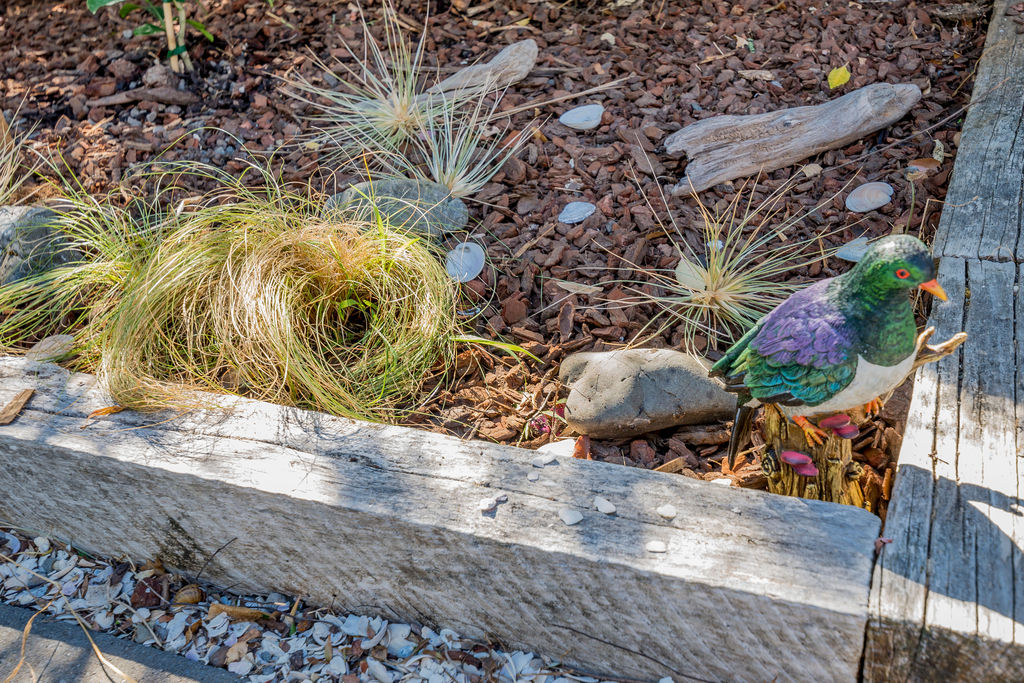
[850,235,947,301]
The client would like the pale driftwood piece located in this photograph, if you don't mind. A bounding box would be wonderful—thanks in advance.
[865,259,1024,680]
[0,357,881,682]
[420,39,537,98]
[664,83,921,194]
[932,0,1024,261]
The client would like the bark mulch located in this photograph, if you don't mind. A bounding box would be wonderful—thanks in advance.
[0,0,989,511]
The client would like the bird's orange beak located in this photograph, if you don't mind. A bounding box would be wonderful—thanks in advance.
[919,279,948,301]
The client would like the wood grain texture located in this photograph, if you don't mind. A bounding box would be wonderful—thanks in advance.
[0,358,880,683]
[664,83,921,194]
[931,0,1024,261]
[865,259,1024,681]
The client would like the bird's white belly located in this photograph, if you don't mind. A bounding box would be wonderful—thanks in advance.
[779,353,916,418]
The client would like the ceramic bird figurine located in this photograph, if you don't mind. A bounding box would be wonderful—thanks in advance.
[712,235,947,467]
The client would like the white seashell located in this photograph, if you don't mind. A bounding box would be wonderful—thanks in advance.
[559,508,584,525]
[712,477,733,485]
[845,181,894,213]
[558,201,597,224]
[645,540,668,553]
[445,242,486,283]
[558,104,604,131]
[656,504,677,520]
[33,537,50,553]
[594,496,616,515]
[537,439,575,457]
[531,452,557,467]
[836,236,871,262]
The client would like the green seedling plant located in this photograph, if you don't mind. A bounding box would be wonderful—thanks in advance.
[87,0,216,73]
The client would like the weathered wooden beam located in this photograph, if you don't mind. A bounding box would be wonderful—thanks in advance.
[663,83,921,194]
[0,357,880,682]
[931,0,1024,261]
[865,258,1024,680]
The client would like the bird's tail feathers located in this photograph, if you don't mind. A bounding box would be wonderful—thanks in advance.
[727,404,755,470]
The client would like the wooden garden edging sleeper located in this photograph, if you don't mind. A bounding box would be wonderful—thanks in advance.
[863,0,1024,678]
[0,357,879,683]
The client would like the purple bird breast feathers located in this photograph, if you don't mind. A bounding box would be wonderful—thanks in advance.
[750,280,853,368]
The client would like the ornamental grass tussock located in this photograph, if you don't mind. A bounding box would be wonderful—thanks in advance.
[607,175,854,351]
[0,161,460,422]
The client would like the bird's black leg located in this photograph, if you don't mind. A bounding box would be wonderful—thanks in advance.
[727,404,754,469]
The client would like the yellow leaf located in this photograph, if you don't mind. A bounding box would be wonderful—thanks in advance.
[828,65,851,89]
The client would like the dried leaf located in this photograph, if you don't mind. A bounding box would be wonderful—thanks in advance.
[173,584,205,605]
[738,69,774,81]
[800,163,823,178]
[86,406,125,419]
[654,457,688,473]
[0,389,34,425]
[207,603,269,622]
[827,64,851,89]
[553,279,601,296]
[571,435,590,460]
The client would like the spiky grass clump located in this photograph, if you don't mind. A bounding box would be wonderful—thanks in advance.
[378,90,534,199]
[0,162,460,421]
[613,179,846,350]
[0,105,38,205]
[283,4,457,164]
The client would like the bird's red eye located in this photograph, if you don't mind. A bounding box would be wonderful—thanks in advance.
[896,268,911,279]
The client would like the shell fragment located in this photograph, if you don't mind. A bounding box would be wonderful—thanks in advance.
[558,104,604,131]
[845,181,894,213]
[445,242,486,283]
[558,201,597,224]
[559,508,584,526]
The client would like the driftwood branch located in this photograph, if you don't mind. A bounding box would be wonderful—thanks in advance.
[665,82,922,194]
[419,39,537,100]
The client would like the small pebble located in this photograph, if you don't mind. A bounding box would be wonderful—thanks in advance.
[712,478,733,486]
[655,504,677,520]
[594,496,616,515]
[527,472,540,482]
[559,508,584,526]
[645,541,668,553]
[33,537,50,553]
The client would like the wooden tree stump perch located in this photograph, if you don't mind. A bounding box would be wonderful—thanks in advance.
[760,326,967,507]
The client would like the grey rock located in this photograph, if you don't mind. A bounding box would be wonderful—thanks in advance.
[325,179,468,238]
[560,348,736,438]
[0,206,77,286]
